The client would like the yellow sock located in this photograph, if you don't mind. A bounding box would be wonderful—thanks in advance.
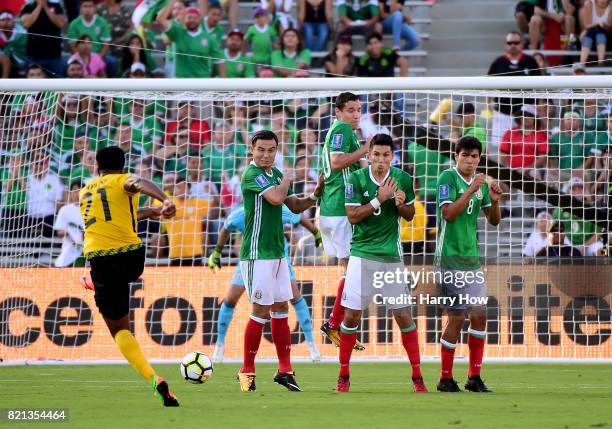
[114,329,156,381]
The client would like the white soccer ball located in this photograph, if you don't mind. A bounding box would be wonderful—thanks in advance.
[180,352,213,384]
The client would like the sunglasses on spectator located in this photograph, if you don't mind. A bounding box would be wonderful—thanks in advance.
[506,41,521,45]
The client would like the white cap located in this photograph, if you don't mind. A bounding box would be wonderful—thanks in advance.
[520,104,536,116]
[130,62,146,73]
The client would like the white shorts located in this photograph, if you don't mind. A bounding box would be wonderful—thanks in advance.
[319,215,352,259]
[341,256,411,311]
[239,259,293,306]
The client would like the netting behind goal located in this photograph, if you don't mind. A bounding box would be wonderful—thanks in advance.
[0,81,610,363]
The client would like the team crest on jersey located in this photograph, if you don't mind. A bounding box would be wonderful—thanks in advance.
[345,183,354,199]
[476,189,483,200]
[255,174,270,188]
[439,184,449,199]
[331,134,343,149]
[363,190,369,197]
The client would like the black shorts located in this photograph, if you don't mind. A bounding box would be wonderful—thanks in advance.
[515,1,535,22]
[89,246,145,320]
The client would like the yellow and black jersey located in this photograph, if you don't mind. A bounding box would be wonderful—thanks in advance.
[79,173,142,258]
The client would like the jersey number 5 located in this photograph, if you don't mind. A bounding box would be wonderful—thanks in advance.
[81,188,112,228]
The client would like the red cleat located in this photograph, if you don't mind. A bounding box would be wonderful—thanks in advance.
[412,377,428,393]
[80,276,95,291]
[335,376,350,393]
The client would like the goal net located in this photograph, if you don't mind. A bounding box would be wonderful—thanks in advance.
[0,77,610,363]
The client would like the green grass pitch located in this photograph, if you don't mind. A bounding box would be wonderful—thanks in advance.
[1,362,611,429]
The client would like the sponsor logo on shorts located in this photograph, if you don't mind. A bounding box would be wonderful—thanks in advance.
[254,290,262,299]
[331,134,343,149]
[255,174,270,188]
[439,184,449,199]
[345,183,354,199]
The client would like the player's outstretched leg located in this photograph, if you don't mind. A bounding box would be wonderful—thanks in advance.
[394,309,427,393]
[270,305,302,392]
[213,282,245,363]
[238,314,266,392]
[465,307,491,393]
[321,277,366,351]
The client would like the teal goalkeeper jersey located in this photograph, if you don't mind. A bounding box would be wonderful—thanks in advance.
[320,120,362,216]
[434,167,492,270]
[240,162,293,260]
[345,166,415,262]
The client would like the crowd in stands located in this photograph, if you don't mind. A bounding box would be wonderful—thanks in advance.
[0,0,423,79]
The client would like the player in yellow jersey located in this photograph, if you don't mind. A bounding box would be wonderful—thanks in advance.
[79,146,180,407]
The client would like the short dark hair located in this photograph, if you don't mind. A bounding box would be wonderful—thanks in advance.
[455,136,482,155]
[335,92,359,111]
[69,180,83,190]
[251,130,279,146]
[27,64,45,75]
[96,146,126,171]
[456,102,475,116]
[506,30,522,39]
[366,32,383,45]
[208,2,223,11]
[294,155,307,166]
[370,133,394,151]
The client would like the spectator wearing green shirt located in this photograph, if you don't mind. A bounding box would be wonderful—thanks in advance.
[451,103,488,153]
[222,29,255,78]
[549,111,595,181]
[0,154,28,236]
[271,28,311,77]
[200,122,248,187]
[119,33,158,77]
[580,98,606,132]
[553,177,605,256]
[119,99,163,155]
[202,3,224,48]
[245,8,278,67]
[67,0,117,76]
[0,11,28,76]
[161,0,186,78]
[592,114,612,158]
[157,3,226,78]
[337,0,382,36]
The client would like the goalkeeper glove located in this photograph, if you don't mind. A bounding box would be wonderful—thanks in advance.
[313,229,322,248]
[207,250,222,272]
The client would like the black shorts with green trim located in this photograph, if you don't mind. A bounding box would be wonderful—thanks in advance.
[89,246,145,320]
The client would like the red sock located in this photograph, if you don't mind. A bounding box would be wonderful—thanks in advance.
[327,277,345,330]
[467,329,486,378]
[440,340,456,379]
[270,314,292,373]
[401,325,422,379]
[339,324,357,377]
[241,316,265,373]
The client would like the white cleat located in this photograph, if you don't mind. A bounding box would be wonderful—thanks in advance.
[307,341,321,362]
[212,343,225,363]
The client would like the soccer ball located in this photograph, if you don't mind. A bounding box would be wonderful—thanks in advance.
[180,352,213,384]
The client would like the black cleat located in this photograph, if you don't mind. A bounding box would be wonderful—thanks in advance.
[437,378,462,392]
[273,370,303,392]
[153,377,180,407]
[465,375,492,393]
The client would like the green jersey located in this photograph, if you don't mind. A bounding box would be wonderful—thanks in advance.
[0,166,28,210]
[406,141,452,200]
[591,130,611,156]
[201,142,248,184]
[338,0,379,20]
[553,207,605,246]
[164,20,222,78]
[244,24,277,65]
[120,115,163,154]
[240,162,294,260]
[435,167,492,270]
[320,120,362,216]
[67,15,112,53]
[202,17,224,48]
[222,49,255,78]
[345,166,415,262]
[270,49,312,76]
[463,120,487,153]
[549,131,594,170]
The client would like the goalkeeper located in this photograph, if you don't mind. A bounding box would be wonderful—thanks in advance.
[207,205,322,363]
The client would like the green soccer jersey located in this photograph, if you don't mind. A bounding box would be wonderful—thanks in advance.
[591,130,611,155]
[0,166,28,211]
[67,15,112,53]
[240,162,294,260]
[222,49,256,78]
[553,207,605,246]
[270,49,312,76]
[202,18,224,48]
[463,120,488,153]
[549,131,593,170]
[406,141,452,200]
[338,0,379,20]
[200,142,248,184]
[435,167,492,270]
[245,24,277,65]
[345,166,415,262]
[320,120,362,216]
[164,20,222,78]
